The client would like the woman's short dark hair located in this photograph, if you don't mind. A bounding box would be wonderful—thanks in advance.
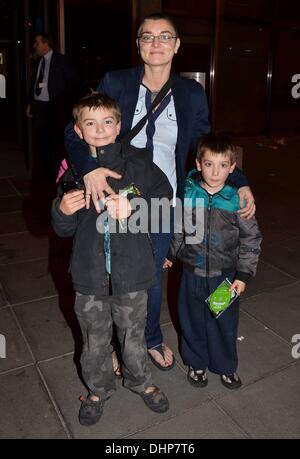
[137,13,179,38]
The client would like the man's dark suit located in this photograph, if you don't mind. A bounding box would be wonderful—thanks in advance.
[29,52,79,179]
[29,52,79,106]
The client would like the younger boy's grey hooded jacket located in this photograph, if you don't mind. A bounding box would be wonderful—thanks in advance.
[168,170,262,282]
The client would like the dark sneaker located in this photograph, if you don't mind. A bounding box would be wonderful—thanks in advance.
[79,395,104,426]
[220,373,242,390]
[187,367,208,387]
[138,386,169,413]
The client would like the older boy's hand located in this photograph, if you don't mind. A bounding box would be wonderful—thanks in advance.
[105,194,132,220]
[59,189,85,215]
[163,259,173,269]
[84,168,122,213]
[237,186,256,219]
[230,280,246,295]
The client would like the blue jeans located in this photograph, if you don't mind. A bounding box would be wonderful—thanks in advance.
[145,210,174,350]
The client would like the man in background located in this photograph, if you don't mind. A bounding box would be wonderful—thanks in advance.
[26,32,79,181]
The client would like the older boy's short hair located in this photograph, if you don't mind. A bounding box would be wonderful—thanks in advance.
[73,92,121,125]
[197,134,236,164]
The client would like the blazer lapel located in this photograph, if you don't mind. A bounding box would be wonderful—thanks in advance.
[172,74,189,155]
[120,66,143,138]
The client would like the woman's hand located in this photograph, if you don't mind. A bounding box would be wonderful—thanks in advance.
[237,186,256,219]
[83,168,122,212]
[59,189,85,215]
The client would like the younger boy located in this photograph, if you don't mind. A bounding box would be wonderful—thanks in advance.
[52,93,172,425]
[164,134,262,389]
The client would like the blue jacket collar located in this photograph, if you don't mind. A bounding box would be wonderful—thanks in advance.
[186,169,236,200]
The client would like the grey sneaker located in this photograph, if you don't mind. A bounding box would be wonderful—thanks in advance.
[136,386,169,413]
[79,395,104,426]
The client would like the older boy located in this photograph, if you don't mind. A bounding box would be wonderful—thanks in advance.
[165,134,262,389]
[52,93,172,426]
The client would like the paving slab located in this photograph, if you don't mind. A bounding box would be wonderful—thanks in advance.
[204,312,295,399]
[0,143,28,177]
[0,211,29,235]
[0,232,49,264]
[235,311,294,381]
[258,221,300,244]
[0,195,23,213]
[241,282,300,342]
[13,295,79,362]
[9,177,32,196]
[130,399,247,439]
[39,353,210,439]
[0,366,67,439]
[257,208,300,236]
[0,307,34,372]
[217,363,300,439]
[0,258,58,304]
[162,311,295,399]
[242,260,297,299]
[261,237,300,279]
[0,178,17,196]
[0,284,8,308]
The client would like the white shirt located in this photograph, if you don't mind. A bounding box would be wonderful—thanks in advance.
[34,49,53,102]
[130,85,178,204]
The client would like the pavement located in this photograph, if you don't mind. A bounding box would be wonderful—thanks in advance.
[0,137,300,439]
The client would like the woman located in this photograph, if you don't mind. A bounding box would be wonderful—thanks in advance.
[65,13,255,371]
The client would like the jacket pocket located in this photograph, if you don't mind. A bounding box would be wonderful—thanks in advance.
[167,106,177,121]
[134,100,143,116]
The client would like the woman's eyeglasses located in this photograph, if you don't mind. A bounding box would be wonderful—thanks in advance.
[138,34,178,43]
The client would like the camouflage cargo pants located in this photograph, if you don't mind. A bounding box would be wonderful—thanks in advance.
[75,290,153,399]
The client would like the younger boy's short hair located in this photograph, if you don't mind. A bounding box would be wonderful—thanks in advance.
[197,133,236,164]
[73,92,121,125]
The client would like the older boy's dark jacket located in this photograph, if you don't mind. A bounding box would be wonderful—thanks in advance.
[168,170,262,282]
[52,143,173,295]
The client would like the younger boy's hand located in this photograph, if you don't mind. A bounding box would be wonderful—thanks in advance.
[59,189,85,215]
[230,280,246,295]
[163,258,173,269]
[105,194,132,220]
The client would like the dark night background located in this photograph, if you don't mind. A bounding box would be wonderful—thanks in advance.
[0,0,299,165]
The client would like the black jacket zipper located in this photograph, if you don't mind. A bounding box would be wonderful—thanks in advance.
[206,194,213,276]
